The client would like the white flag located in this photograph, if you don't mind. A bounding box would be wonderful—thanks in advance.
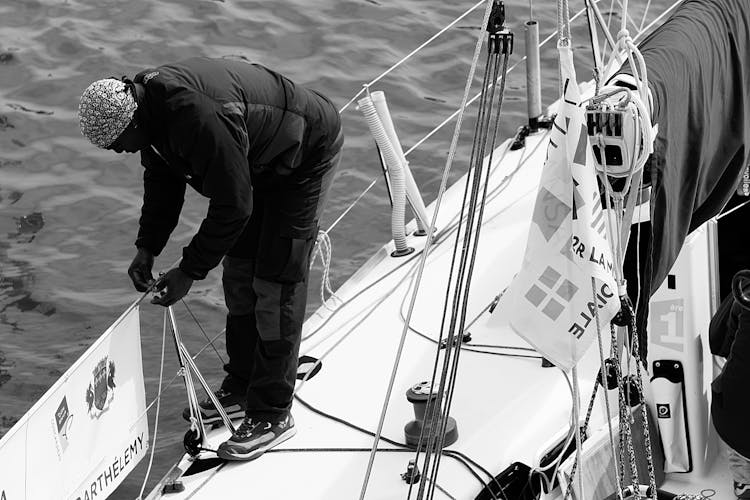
[490,46,620,370]
[0,307,149,500]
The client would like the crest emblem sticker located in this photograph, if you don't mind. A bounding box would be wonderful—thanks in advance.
[85,357,116,418]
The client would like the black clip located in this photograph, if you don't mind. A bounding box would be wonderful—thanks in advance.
[486,1,513,55]
[486,0,505,33]
[439,332,472,349]
[489,30,514,55]
[401,459,421,484]
[611,294,634,327]
[597,358,619,390]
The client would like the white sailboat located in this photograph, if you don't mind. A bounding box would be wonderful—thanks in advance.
[1,0,748,498]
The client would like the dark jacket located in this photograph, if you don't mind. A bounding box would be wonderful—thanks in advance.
[131,57,343,279]
[709,290,750,459]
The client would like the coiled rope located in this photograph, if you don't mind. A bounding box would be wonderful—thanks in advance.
[309,230,342,311]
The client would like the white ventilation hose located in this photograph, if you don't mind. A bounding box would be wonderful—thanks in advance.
[370,91,431,234]
[358,94,410,254]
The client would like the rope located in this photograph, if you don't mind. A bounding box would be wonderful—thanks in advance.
[558,0,572,46]
[291,393,500,493]
[136,309,168,500]
[593,281,623,496]
[423,42,513,500]
[633,0,685,44]
[358,1,497,498]
[324,179,377,234]
[717,199,750,220]
[309,230,342,311]
[181,300,225,364]
[571,367,585,499]
[639,0,654,32]
[412,36,502,500]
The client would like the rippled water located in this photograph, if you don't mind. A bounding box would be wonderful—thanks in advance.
[0,0,669,497]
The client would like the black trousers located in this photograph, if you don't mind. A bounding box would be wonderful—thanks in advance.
[220,148,341,422]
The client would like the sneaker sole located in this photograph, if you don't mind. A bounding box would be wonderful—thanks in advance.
[217,427,297,462]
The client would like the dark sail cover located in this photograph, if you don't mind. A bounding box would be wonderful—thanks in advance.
[618,0,750,349]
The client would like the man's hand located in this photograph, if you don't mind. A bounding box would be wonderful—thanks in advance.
[128,248,155,292]
[151,268,194,307]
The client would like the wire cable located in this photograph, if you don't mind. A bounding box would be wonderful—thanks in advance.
[136,309,168,500]
[358,2,497,498]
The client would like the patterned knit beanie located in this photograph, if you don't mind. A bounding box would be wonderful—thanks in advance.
[78,78,138,148]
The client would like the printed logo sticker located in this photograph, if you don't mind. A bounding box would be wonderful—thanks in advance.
[53,396,74,457]
[524,265,579,321]
[85,357,116,419]
[656,403,671,419]
[650,299,685,353]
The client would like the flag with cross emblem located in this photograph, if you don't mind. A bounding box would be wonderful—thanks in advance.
[489,46,620,370]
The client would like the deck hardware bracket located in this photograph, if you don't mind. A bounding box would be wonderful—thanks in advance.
[401,459,421,484]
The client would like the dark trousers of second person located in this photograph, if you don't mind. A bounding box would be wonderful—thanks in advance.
[219,148,341,423]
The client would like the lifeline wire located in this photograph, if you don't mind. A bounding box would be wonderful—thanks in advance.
[338,0,486,114]
[357,1,497,498]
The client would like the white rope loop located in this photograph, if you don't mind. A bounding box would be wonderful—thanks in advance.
[310,230,342,311]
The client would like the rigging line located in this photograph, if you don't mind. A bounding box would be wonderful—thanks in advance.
[633,0,684,43]
[422,42,505,500]
[415,42,498,498]
[557,0,572,45]
[717,199,750,220]
[430,48,512,497]
[411,41,500,500]
[638,0,653,32]
[392,256,542,360]
[600,0,616,64]
[633,170,645,348]
[338,0,486,114]
[326,1,591,246]
[593,280,623,496]
[136,309,168,500]
[549,369,581,498]
[131,328,225,424]
[180,299,225,365]
[324,179,378,234]
[571,366,585,500]
[358,0,496,497]
[293,393,498,493]
[404,2,591,157]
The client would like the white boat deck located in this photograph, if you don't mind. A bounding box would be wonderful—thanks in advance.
[148,130,736,499]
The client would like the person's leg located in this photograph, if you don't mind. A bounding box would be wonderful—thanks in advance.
[220,188,265,392]
[247,150,340,421]
[220,256,259,394]
[182,190,264,425]
[218,149,341,460]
